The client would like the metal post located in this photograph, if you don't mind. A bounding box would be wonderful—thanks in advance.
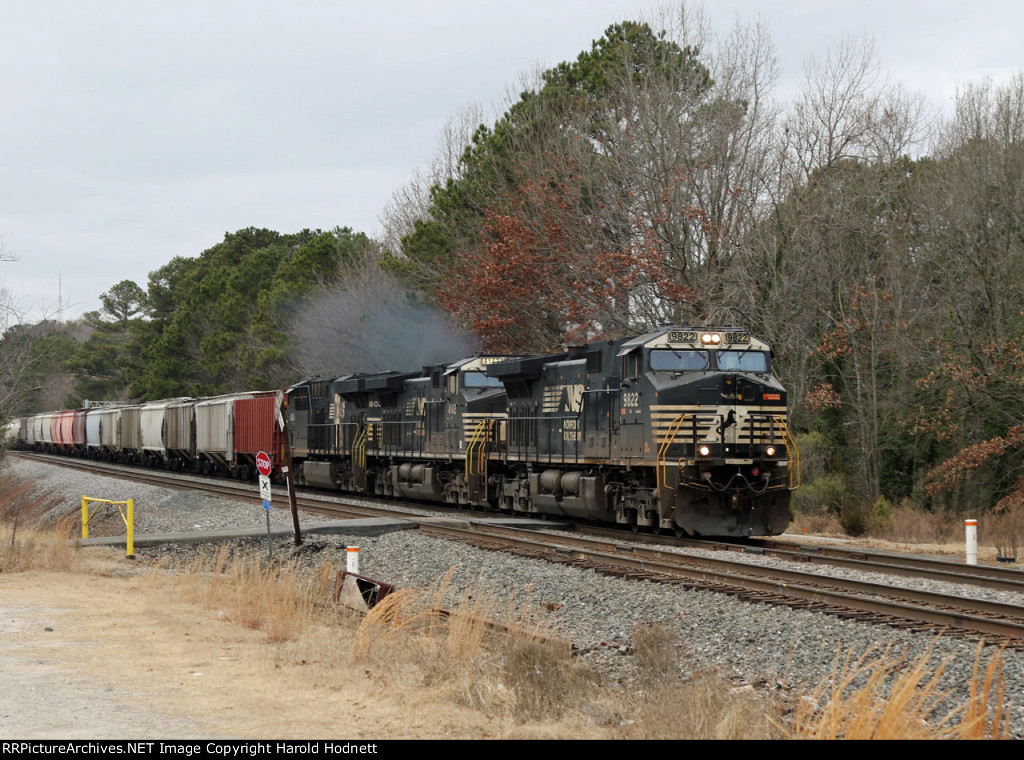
[277,389,302,546]
[266,509,272,560]
[81,496,88,539]
[283,435,301,547]
[965,518,978,566]
[126,499,134,559]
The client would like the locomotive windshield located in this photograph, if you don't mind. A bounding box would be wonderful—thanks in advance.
[462,371,504,389]
[649,349,709,372]
[716,350,768,372]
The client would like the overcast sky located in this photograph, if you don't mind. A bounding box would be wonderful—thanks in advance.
[2,0,1021,322]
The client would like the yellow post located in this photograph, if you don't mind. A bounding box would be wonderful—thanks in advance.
[81,496,135,559]
[126,499,134,559]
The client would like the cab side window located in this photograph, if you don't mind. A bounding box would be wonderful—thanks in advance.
[621,351,641,379]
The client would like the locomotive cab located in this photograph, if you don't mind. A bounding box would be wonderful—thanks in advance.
[621,327,796,536]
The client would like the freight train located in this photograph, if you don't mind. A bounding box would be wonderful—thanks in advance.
[9,326,799,537]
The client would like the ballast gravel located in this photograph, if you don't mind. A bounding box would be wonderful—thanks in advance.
[10,456,1024,733]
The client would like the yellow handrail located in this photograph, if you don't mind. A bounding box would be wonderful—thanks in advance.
[772,415,801,490]
[353,426,368,468]
[656,414,694,491]
[81,496,134,559]
[465,419,492,478]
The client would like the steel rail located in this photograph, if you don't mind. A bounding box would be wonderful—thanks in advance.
[440,523,1024,644]
[744,535,1024,583]
[577,525,1024,594]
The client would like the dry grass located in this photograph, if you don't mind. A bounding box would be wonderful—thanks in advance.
[797,499,1018,562]
[0,519,80,573]
[350,596,784,736]
[350,567,595,721]
[159,556,599,722]
[791,643,1010,739]
[610,672,783,739]
[983,505,1024,561]
[158,545,338,642]
[603,622,783,739]
[872,503,960,544]
[0,475,80,573]
[632,621,679,689]
[790,511,846,536]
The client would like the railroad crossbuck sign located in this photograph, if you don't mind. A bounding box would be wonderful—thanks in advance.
[257,450,272,509]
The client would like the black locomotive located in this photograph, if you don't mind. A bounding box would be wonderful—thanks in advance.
[286,326,797,537]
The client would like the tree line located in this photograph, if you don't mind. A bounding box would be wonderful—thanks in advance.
[5,3,1024,525]
[377,7,1024,522]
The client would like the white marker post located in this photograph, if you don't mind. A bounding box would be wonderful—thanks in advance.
[257,450,274,559]
[965,518,978,566]
[347,546,360,574]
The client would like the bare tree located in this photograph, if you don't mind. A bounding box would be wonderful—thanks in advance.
[738,33,935,502]
[581,4,783,326]
[377,103,488,256]
[782,35,888,180]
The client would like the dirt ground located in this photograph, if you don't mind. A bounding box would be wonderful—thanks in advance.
[0,548,571,740]
[2,532,1003,740]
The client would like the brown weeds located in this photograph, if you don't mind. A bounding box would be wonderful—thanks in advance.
[164,545,332,642]
[0,475,80,572]
[632,621,679,690]
[0,519,80,572]
[350,567,594,721]
[879,503,959,544]
[983,505,1024,562]
[612,672,783,739]
[791,642,1009,739]
[605,622,782,739]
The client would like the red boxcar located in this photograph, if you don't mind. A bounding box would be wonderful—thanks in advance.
[232,391,282,479]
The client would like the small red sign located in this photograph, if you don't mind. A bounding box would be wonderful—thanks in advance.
[256,450,273,477]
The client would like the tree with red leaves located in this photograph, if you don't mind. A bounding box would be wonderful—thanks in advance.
[436,152,697,353]
[398,20,742,352]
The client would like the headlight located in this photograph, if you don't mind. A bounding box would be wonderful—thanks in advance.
[765,446,776,457]
[698,445,711,457]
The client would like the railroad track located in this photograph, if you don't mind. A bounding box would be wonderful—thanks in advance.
[18,451,1024,646]
[578,525,1024,594]
[429,522,1024,647]
[14,451,412,520]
